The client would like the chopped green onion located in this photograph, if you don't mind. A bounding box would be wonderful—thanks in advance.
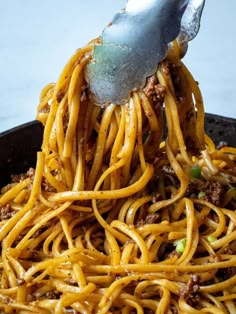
[207,235,217,243]
[198,191,205,199]
[174,238,186,254]
[190,165,202,178]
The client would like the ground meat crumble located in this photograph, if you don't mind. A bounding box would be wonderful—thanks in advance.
[186,178,226,206]
[0,204,16,221]
[11,167,35,183]
[180,274,201,307]
[143,75,166,106]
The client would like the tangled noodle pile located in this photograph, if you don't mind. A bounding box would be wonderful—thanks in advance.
[0,39,236,313]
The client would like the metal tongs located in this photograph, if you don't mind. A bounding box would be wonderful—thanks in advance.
[85,0,205,105]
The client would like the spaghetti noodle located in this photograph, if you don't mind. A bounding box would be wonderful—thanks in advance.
[0,38,236,313]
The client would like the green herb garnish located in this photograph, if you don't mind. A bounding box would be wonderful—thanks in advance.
[190,165,202,178]
[207,235,217,243]
[198,191,205,199]
[174,238,186,254]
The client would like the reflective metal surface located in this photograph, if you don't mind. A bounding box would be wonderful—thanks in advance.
[85,0,188,105]
[177,0,205,57]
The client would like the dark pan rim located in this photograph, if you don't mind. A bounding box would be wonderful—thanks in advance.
[0,112,235,137]
[0,113,235,188]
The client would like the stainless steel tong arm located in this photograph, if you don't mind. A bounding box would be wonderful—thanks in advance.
[85,0,205,105]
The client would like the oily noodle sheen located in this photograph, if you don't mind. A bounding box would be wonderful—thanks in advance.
[0,39,236,314]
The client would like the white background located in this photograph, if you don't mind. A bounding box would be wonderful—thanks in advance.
[0,0,235,132]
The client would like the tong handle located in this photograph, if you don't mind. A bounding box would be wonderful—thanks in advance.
[178,0,205,57]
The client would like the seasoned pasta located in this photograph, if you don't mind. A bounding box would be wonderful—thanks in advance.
[0,38,236,313]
